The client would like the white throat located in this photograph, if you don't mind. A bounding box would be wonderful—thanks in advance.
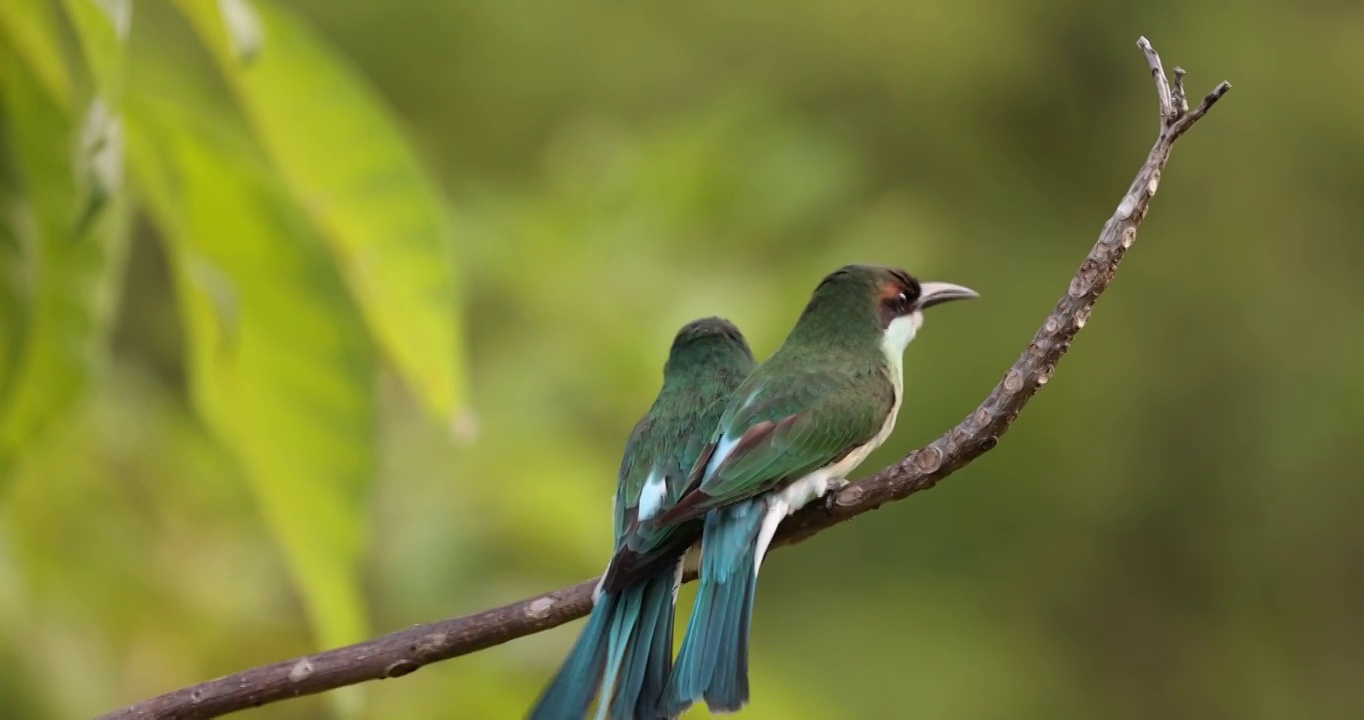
[880,311,922,383]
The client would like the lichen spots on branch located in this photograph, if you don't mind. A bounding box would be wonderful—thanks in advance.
[837,483,865,506]
[1147,170,1161,196]
[1122,227,1137,248]
[913,445,944,473]
[418,631,448,652]
[1003,369,1025,393]
[288,659,314,683]
[1074,305,1093,329]
[1116,196,1137,220]
[527,597,555,619]
[1068,275,1092,299]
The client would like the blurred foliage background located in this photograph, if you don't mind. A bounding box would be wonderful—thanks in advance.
[1,0,1361,718]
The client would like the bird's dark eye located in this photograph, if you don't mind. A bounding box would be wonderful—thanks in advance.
[892,291,911,314]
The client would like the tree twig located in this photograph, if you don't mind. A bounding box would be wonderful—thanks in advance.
[95,37,1230,720]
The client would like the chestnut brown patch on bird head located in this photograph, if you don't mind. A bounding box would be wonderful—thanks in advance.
[875,268,922,329]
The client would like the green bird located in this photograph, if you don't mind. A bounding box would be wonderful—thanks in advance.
[652,264,978,715]
[529,317,757,720]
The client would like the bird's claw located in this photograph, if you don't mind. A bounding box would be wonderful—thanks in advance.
[821,479,852,516]
[823,490,840,516]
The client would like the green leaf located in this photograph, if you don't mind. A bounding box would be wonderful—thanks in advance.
[58,0,131,104]
[175,0,467,423]
[0,0,74,110]
[126,91,376,653]
[0,51,130,480]
[216,0,263,63]
[59,0,134,227]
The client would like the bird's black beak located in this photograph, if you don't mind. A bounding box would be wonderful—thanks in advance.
[915,281,979,310]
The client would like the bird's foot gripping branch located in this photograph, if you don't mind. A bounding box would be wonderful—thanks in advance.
[96,37,1230,720]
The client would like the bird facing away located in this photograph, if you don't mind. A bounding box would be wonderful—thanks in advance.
[651,264,978,715]
[528,317,757,720]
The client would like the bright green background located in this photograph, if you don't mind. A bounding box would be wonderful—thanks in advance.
[2,1,1362,719]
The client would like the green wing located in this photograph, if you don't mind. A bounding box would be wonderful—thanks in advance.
[612,416,655,543]
[661,366,894,523]
[612,414,704,545]
[601,376,748,591]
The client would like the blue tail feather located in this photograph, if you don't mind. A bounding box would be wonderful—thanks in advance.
[705,573,756,710]
[636,577,677,717]
[597,589,641,720]
[665,501,765,715]
[529,565,680,720]
[607,569,678,719]
[529,592,616,720]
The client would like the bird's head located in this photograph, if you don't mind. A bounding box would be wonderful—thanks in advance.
[664,316,756,376]
[805,264,978,355]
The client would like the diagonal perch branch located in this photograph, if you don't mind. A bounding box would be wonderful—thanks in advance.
[96,38,1231,720]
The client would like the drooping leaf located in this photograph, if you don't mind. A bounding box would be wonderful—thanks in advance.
[0,51,130,481]
[216,0,263,63]
[126,91,376,653]
[58,0,130,104]
[0,0,73,109]
[58,0,133,236]
[175,0,468,424]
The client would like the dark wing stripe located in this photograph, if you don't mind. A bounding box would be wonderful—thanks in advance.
[676,441,717,499]
[650,488,716,527]
[727,420,778,465]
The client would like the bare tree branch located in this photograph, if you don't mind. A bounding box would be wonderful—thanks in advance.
[96,37,1230,720]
